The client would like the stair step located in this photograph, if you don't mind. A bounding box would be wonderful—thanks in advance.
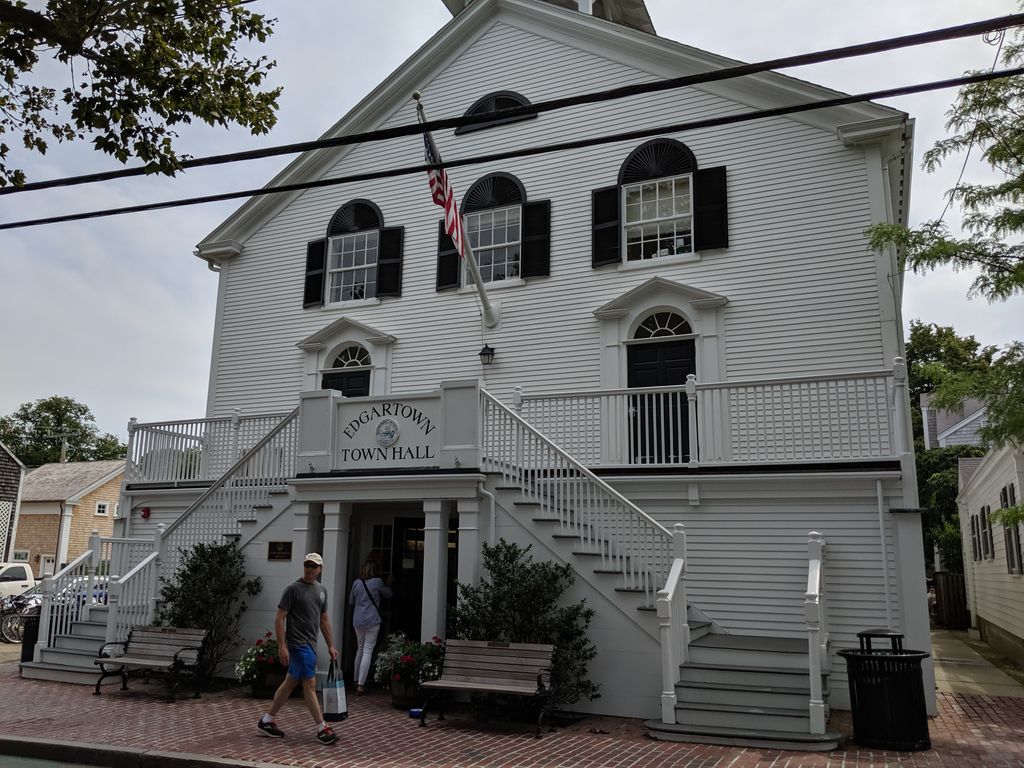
[674,700,811,733]
[644,720,840,751]
[680,662,826,689]
[69,621,108,640]
[252,504,272,510]
[20,661,115,687]
[53,633,105,653]
[676,680,810,710]
[688,634,809,670]
[39,646,103,670]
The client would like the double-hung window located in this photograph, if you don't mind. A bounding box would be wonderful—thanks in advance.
[623,175,693,261]
[327,230,378,302]
[465,205,521,283]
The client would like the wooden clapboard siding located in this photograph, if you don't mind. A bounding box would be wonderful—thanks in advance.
[959,446,1024,646]
[207,20,891,416]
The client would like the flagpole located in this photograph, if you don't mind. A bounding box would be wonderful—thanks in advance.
[414,93,500,329]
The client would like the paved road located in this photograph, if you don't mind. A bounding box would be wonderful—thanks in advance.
[932,629,1024,697]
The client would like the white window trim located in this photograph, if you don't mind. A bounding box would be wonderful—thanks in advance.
[621,173,695,264]
[321,297,382,311]
[95,501,109,516]
[11,550,29,562]
[457,276,525,294]
[325,230,381,306]
[616,252,701,273]
[462,204,523,286]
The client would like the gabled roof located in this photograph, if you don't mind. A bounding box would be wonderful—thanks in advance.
[21,460,124,504]
[0,441,25,470]
[296,317,397,351]
[442,0,656,35]
[593,276,728,319]
[196,0,907,256]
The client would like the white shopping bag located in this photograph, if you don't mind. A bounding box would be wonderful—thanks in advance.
[323,660,348,722]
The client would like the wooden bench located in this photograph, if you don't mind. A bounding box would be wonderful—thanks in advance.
[419,639,556,737]
[94,626,208,699]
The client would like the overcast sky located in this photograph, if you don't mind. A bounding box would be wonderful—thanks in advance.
[0,0,1020,441]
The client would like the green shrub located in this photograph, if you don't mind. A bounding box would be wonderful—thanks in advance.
[157,540,261,684]
[451,539,599,706]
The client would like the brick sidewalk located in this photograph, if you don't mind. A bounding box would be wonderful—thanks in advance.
[1,659,1023,767]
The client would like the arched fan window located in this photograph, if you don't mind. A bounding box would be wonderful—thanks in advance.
[436,173,551,290]
[329,345,371,368]
[633,312,693,339]
[302,199,405,308]
[454,91,538,135]
[591,138,729,268]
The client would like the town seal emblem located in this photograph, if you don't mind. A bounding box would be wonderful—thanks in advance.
[375,418,400,447]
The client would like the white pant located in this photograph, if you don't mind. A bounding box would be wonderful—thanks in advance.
[353,623,381,686]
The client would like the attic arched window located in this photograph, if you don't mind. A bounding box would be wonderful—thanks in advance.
[634,312,693,339]
[454,91,538,135]
[436,173,550,290]
[591,138,728,268]
[302,200,405,308]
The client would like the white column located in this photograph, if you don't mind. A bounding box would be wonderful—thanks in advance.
[421,500,449,642]
[457,499,481,589]
[893,509,937,715]
[56,503,74,566]
[322,502,351,665]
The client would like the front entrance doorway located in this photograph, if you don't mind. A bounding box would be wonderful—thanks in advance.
[627,339,696,463]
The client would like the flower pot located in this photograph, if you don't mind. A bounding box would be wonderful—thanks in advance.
[251,668,302,699]
[389,677,422,709]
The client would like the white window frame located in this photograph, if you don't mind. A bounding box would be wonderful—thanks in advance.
[95,501,109,517]
[464,204,522,285]
[326,230,380,304]
[11,550,29,562]
[622,173,694,263]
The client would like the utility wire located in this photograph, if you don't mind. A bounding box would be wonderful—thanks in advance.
[2,67,1022,232]
[1,12,1021,197]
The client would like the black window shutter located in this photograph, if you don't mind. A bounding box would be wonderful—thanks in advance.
[377,226,404,297]
[591,186,620,267]
[303,239,327,308]
[693,166,729,251]
[436,220,460,291]
[521,200,551,278]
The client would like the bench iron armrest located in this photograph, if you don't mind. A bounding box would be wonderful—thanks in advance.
[172,647,201,668]
[97,640,128,659]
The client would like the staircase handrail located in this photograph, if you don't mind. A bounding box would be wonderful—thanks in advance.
[805,531,828,735]
[656,524,689,724]
[105,551,161,644]
[481,390,670,601]
[34,549,94,661]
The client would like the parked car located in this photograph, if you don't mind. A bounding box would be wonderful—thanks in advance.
[0,563,39,598]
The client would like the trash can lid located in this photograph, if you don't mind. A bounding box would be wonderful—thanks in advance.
[857,628,904,639]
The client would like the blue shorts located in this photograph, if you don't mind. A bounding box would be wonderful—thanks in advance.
[287,644,317,680]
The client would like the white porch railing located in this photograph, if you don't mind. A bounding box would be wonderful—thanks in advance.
[516,367,897,467]
[481,390,671,605]
[158,407,300,581]
[126,410,293,484]
[34,550,93,660]
[105,551,161,644]
[805,531,829,735]
[657,524,688,724]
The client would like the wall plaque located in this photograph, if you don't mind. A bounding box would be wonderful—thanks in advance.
[268,541,292,561]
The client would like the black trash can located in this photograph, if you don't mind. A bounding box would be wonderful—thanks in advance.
[838,629,931,751]
[20,614,40,663]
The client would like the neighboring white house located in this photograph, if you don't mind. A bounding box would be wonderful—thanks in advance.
[24,0,932,749]
[921,394,987,450]
[958,445,1024,666]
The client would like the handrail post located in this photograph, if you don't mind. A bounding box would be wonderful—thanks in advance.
[125,417,138,480]
[153,523,167,609]
[805,531,826,734]
[229,407,242,463]
[685,375,699,468]
[35,575,55,663]
[673,524,690,659]
[512,386,523,414]
[84,530,101,622]
[892,357,909,457]
[656,587,677,723]
[105,576,122,643]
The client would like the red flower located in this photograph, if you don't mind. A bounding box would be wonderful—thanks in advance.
[265,632,272,638]
[393,673,401,681]
[256,655,265,663]
[255,639,263,646]
[400,654,414,664]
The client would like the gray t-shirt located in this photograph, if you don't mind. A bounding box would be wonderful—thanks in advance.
[278,579,328,649]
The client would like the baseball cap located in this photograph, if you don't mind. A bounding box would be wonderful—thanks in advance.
[303,553,323,567]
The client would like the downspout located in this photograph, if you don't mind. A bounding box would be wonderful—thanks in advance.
[478,483,496,545]
[877,480,894,629]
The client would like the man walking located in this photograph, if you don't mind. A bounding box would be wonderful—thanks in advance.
[257,553,339,745]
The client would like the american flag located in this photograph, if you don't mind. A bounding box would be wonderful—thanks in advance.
[423,130,465,258]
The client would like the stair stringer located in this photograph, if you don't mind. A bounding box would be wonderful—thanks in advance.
[237,488,295,550]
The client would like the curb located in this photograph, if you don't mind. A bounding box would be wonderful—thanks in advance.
[0,735,290,768]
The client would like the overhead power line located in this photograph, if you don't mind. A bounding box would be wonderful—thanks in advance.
[1,12,1021,197]
[2,67,1021,232]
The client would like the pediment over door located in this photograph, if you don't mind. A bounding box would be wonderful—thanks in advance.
[296,316,397,395]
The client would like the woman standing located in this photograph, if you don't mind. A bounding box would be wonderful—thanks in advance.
[349,561,392,694]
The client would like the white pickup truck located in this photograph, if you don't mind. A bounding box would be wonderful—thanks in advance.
[0,563,39,598]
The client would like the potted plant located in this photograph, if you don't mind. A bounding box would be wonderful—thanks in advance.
[235,632,298,698]
[373,632,443,709]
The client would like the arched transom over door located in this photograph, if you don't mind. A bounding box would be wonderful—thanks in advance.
[322,344,371,397]
[627,312,695,464]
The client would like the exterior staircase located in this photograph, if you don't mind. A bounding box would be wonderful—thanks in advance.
[645,633,840,750]
[21,603,120,686]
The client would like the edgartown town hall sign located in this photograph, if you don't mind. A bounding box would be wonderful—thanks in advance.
[336,398,440,468]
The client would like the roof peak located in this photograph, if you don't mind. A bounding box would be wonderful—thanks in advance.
[442,0,655,35]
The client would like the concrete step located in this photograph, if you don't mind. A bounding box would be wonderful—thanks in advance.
[69,621,107,640]
[688,634,809,670]
[20,661,112,687]
[53,633,105,654]
[645,720,841,751]
[675,700,811,733]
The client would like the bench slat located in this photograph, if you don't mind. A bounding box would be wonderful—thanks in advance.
[444,639,553,652]
[441,664,549,682]
[422,679,540,695]
[132,626,207,637]
[442,653,550,670]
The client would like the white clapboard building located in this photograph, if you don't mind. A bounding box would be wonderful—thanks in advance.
[23,0,934,749]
